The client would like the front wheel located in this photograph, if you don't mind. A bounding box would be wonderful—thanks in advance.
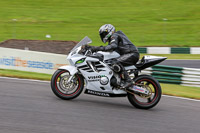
[51,69,84,100]
[127,75,162,109]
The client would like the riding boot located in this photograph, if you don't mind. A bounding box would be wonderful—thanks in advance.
[111,60,133,89]
[121,69,133,89]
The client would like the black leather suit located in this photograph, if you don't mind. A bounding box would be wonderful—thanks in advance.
[92,31,139,88]
[92,30,139,88]
[95,30,139,66]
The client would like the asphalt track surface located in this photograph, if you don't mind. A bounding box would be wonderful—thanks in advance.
[0,77,200,133]
[160,60,200,68]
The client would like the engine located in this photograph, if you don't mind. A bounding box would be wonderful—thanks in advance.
[110,76,120,87]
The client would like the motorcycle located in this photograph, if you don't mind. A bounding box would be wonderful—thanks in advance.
[51,36,167,109]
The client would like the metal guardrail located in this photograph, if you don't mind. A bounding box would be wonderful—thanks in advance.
[141,65,200,87]
[138,47,200,54]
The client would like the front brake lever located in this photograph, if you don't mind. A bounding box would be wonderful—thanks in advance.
[85,49,93,56]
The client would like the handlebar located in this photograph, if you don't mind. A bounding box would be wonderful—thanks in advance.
[79,45,93,56]
[84,49,93,56]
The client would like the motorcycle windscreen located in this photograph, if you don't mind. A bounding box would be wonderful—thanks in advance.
[70,36,92,52]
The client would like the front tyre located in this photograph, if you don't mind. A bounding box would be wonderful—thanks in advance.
[51,70,84,100]
[127,75,162,109]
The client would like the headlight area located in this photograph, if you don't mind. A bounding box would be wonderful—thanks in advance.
[68,59,75,66]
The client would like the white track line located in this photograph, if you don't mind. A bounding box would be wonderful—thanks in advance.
[0,76,199,102]
[0,76,50,83]
[162,95,200,102]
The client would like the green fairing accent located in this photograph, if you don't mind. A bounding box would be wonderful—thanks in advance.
[76,59,85,64]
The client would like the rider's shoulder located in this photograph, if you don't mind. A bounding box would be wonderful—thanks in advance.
[111,31,121,38]
[113,31,124,37]
[111,31,124,40]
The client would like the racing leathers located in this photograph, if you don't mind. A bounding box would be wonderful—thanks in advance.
[92,31,140,88]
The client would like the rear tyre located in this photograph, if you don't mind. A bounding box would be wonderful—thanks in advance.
[127,75,162,109]
[51,70,84,100]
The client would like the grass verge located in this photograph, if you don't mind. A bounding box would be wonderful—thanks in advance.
[0,69,51,81]
[0,0,200,46]
[161,83,200,100]
[0,69,199,100]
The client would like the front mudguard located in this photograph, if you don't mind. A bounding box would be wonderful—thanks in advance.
[58,65,78,76]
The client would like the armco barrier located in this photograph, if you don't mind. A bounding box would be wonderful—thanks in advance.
[142,65,200,87]
[138,47,200,54]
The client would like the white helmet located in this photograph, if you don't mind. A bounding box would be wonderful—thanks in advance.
[99,24,115,43]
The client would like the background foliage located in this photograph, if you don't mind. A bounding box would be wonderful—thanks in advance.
[0,0,199,46]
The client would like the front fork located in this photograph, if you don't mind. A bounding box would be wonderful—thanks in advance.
[67,75,74,84]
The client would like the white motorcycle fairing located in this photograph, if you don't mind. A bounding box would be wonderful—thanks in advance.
[57,36,166,97]
[59,65,78,76]
[57,37,127,97]
[77,58,127,97]
[51,36,166,109]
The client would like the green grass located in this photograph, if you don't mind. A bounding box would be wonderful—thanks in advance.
[0,69,51,81]
[161,83,200,100]
[0,69,199,100]
[0,0,200,47]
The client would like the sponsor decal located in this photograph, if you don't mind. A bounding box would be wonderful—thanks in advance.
[88,75,102,80]
[100,76,109,85]
[88,75,104,82]
[88,79,100,82]
[133,86,145,92]
[0,56,65,70]
[86,90,110,97]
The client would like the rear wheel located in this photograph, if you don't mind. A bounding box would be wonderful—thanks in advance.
[51,70,84,100]
[127,75,162,109]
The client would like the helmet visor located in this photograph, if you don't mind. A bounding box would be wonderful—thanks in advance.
[100,32,107,42]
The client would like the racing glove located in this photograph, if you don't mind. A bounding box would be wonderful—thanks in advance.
[91,46,105,52]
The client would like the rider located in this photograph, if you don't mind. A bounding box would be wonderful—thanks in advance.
[89,24,140,89]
